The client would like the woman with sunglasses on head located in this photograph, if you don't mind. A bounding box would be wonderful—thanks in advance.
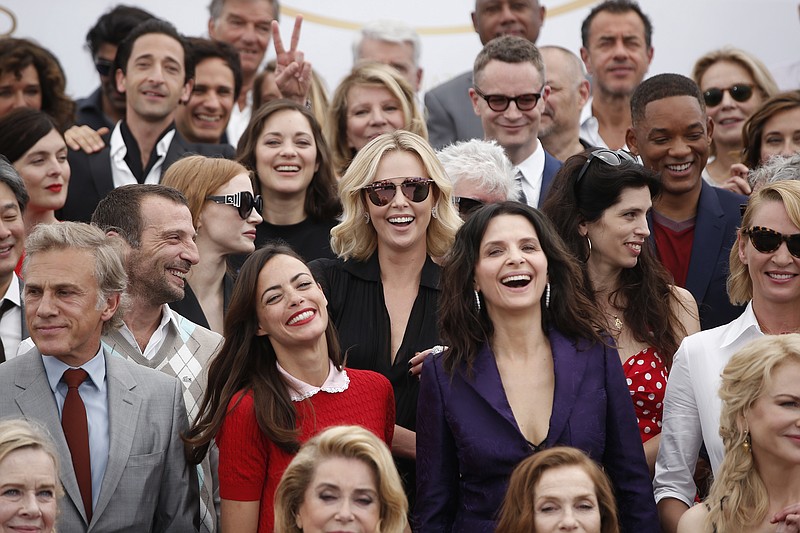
[542,148,700,475]
[325,63,427,177]
[692,47,778,191]
[162,155,263,334]
[677,334,800,533]
[416,201,657,533]
[184,243,395,533]
[654,179,800,533]
[234,99,340,266]
[310,131,461,511]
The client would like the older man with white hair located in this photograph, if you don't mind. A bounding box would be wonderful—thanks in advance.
[354,19,423,93]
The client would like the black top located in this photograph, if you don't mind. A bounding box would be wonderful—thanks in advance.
[310,253,442,432]
[75,87,115,131]
[170,272,234,330]
[229,217,337,271]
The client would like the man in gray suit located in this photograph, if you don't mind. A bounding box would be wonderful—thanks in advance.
[0,222,199,532]
[0,158,29,362]
[92,184,223,533]
[425,0,545,149]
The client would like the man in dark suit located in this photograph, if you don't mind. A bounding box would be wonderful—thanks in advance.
[627,73,746,330]
[469,36,561,208]
[62,19,234,223]
[0,158,28,362]
[0,222,199,532]
[425,0,545,149]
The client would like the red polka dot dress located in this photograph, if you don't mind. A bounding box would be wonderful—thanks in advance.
[624,347,668,443]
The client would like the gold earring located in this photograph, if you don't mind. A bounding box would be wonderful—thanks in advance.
[743,431,751,453]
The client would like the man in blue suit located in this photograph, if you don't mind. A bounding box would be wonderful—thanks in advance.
[469,35,561,208]
[627,73,746,330]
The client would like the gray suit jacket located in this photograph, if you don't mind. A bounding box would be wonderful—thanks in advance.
[425,70,484,149]
[0,347,200,533]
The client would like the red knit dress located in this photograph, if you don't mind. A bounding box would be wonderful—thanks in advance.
[216,368,395,533]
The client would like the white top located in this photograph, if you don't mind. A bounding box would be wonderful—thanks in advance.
[225,90,253,147]
[579,96,630,151]
[0,274,22,360]
[109,121,176,188]
[277,359,350,401]
[653,302,762,506]
[515,145,545,208]
[117,304,178,361]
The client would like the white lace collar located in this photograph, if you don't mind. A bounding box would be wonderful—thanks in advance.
[277,359,350,401]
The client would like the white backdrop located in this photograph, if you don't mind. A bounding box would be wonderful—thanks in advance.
[1,0,797,101]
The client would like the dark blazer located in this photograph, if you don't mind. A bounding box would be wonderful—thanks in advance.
[415,330,658,533]
[648,181,746,330]
[61,128,235,222]
[0,346,200,532]
[538,150,562,207]
[425,70,484,149]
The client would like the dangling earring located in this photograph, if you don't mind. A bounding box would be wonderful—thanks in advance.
[474,290,481,311]
[545,282,551,309]
[364,212,370,224]
[431,205,439,219]
[583,235,592,262]
[743,431,751,453]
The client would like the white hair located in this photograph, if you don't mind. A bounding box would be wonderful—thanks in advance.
[749,153,800,190]
[437,139,517,200]
[352,19,421,66]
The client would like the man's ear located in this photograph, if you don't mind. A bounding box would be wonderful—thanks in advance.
[115,68,126,95]
[626,127,639,157]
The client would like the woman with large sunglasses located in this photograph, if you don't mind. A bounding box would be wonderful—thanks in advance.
[654,179,800,533]
[542,148,700,475]
[416,201,657,533]
[184,243,395,533]
[161,155,263,334]
[234,99,341,265]
[310,130,461,510]
[692,47,778,190]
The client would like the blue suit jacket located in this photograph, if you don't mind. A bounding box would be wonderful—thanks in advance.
[415,330,658,533]
[538,150,561,207]
[649,181,746,330]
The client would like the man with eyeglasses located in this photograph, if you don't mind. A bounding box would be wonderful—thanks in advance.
[75,5,155,132]
[91,184,223,533]
[469,35,560,208]
[62,19,234,223]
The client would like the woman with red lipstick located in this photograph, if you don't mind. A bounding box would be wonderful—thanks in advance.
[676,334,800,533]
[542,149,700,474]
[234,99,340,264]
[654,180,800,532]
[0,108,71,234]
[161,155,263,334]
[416,201,658,533]
[692,48,778,189]
[184,243,395,533]
[311,131,461,511]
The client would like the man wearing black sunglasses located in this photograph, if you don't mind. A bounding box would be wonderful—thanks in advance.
[63,19,235,224]
[627,73,746,334]
[469,35,561,209]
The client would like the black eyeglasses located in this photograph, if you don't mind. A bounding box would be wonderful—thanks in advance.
[363,177,434,207]
[473,86,543,112]
[702,84,754,107]
[575,149,639,189]
[454,197,485,217]
[742,226,800,258]
[206,191,263,219]
[95,58,114,77]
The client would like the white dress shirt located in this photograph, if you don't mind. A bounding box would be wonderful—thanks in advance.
[117,304,177,361]
[225,90,252,147]
[579,96,630,151]
[515,145,545,208]
[653,302,762,506]
[0,274,22,360]
[109,122,176,188]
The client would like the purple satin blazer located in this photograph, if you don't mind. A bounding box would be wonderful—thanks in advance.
[415,329,658,533]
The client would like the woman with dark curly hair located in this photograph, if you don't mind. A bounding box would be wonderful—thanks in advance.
[541,149,699,474]
[0,38,75,131]
[415,201,657,533]
[235,99,340,263]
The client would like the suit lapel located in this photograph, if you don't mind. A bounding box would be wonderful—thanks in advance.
[538,151,562,207]
[89,146,114,200]
[163,132,189,174]
[459,344,520,433]
[685,182,725,304]
[13,351,86,524]
[92,353,141,521]
[545,331,591,446]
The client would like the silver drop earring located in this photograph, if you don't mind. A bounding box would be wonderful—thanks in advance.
[431,205,439,219]
[545,282,551,309]
[364,212,370,224]
[474,290,481,311]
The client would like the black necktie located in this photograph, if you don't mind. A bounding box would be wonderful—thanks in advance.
[0,298,15,363]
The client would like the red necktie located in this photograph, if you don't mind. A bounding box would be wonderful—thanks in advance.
[61,368,93,523]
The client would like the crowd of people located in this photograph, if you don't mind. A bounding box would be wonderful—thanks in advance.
[0,0,799,532]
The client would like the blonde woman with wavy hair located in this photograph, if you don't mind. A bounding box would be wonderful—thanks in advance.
[311,131,459,510]
[274,425,407,533]
[655,179,800,532]
[325,63,427,176]
[677,334,800,533]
